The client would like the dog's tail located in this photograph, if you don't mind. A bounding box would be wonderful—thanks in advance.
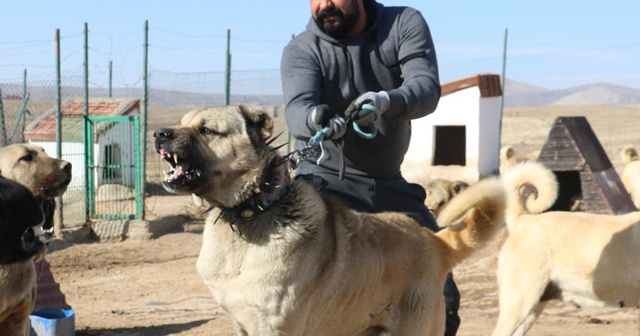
[502,161,558,230]
[435,177,505,270]
[621,144,639,164]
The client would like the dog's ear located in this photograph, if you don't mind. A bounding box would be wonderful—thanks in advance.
[239,105,273,142]
[621,145,639,163]
[500,146,515,161]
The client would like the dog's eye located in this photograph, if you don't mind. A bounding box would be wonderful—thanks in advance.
[20,153,35,161]
[200,127,220,136]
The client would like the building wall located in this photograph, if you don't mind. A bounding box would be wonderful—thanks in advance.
[402,87,501,182]
[477,96,501,177]
[30,141,97,189]
[406,88,481,163]
[96,121,137,188]
[32,126,137,190]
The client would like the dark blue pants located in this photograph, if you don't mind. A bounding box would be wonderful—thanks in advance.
[296,163,461,336]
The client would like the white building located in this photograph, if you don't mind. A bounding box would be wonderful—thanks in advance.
[24,97,140,189]
[402,74,503,183]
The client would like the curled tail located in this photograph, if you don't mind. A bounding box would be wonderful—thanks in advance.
[435,177,506,270]
[502,161,558,230]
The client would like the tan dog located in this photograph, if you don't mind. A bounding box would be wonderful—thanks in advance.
[493,161,640,336]
[424,178,469,218]
[154,105,506,336]
[620,144,640,209]
[0,143,72,335]
[499,146,540,175]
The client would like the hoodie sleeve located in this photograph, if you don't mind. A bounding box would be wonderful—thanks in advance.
[280,42,320,141]
[384,9,441,120]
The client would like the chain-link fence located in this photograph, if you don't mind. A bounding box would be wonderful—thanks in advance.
[1,24,639,229]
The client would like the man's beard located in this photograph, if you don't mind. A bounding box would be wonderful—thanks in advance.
[315,6,360,39]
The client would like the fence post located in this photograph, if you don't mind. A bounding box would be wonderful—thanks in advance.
[109,60,113,98]
[83,22,90,223]
[55,28,64,237]
[21,69,27,142]
[0,89,6,145]
[141,19,149,219]
[498,27,508,146]
[224,28,231,106]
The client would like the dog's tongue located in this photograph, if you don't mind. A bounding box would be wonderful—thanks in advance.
[172,162,190,178]
[159,148,168,156]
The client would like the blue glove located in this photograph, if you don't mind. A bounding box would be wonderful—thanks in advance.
[308,104,347,140]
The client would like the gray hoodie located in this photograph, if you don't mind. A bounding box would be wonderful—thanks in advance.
[281,0,440,178]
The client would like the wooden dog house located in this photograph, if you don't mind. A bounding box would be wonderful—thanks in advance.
[537,116,636,214]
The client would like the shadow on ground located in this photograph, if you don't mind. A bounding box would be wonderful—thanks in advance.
[75,318,211,336]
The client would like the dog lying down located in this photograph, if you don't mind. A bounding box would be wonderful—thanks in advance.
[154,105,506,336]
[0,143,72,335]
[492,161,640,336]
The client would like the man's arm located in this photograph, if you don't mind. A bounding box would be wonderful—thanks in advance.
[384,9,441,120]
[281,43,320,141]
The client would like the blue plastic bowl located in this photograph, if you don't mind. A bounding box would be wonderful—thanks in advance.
[30,308,75,336]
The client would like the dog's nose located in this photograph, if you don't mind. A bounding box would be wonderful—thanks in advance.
[60,161,72,173]
[154,128,173,139]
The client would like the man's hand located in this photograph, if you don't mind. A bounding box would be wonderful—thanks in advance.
[308,104,347,140]
[347,91,390,125]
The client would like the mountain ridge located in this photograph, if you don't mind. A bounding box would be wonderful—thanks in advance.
[2,80,640,108]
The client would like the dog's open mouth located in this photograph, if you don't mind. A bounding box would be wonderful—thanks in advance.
[158,148,201,189]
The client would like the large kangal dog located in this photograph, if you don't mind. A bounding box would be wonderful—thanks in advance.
[620,144,640,209]
[154,105,506,336]
[493,161,640,336]
[424,178,469,218]
[0,143,72,335]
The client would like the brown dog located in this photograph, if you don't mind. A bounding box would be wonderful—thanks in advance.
[154,105,506,335]
[0,143,72,335]
[424,178,469,218]
[493,161,640,336]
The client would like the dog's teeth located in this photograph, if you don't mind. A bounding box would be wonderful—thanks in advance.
[173,153,179,164]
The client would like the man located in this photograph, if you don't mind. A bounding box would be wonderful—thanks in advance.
[280,0,460,335]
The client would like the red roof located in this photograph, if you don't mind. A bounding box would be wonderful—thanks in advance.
[25,98,140,142]
[441,74,502,98]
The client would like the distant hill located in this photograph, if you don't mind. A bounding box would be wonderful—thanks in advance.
[2,80,640,108]
[503,80,640,107]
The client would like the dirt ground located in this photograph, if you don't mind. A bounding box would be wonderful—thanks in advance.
[42,105,640,335]
[45,199,639,336]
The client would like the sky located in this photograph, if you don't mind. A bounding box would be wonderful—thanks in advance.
[1,0,639,91]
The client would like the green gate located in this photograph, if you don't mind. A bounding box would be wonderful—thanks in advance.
[85,115,143,220]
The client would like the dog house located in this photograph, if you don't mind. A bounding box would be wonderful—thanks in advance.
[402,74,502,182]
[537,116,636,214]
